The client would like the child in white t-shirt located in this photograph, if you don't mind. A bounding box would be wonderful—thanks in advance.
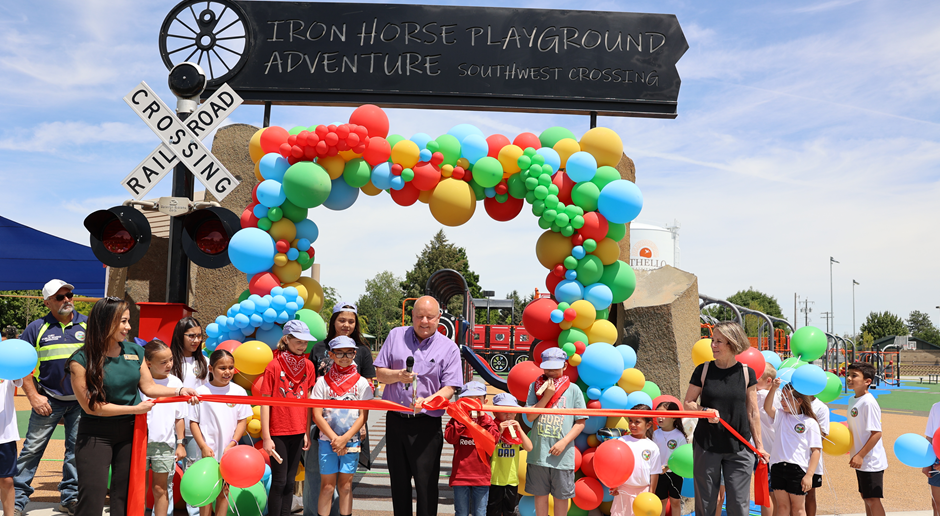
[845,362,887,516]
[653,401,687,516]
[756,365,778,516]
[611,404,661,516]
[0,375,23,516]
[764,380,822,516]
[141,340,186,516]
[923,401,940,515]
[806,397,829,516]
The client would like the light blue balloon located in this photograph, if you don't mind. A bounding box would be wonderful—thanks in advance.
[249,313,264,327]
[0,339,38,380]
[554,279,584,304]
[761,350,782,370]
[410,133,432,149]
[582,415,606,434]
[371,162,393,190]
[579,342,624,389]
[259,153,289,182]
[586,386,603,400]
[283,287,298,298]
[226,317,236,329]
[215,315,228,326]
[240,326,254,336]
[390,175,405,190]
[262,308,277,323]
[275,311,290,324]
[598,179,643,224]
[256,179,286,208]
[234,313,250,329]
[285,301,299,312]
[206,323,221,339]
[448,124,485,142]
[791,364,827,396]
[228,330,244,342]
[583,283,613,310]
[255,324,283,349]
[204,338,218,352]
[565,270,577,281]
[518,496,535,516]
[571,246,586,259]
[323,176,359,211]
[262,464,271,483]
[239,299,256,314]
[565,151,597,182]
[536,147,561,172]
[229,228,276,275]
[894,433,937,468]
[419,148,433,162]
[294,219,319,244]
[271,295,287,311]
[254,296,271,312]
[270,286,284,296]
[460,134,488,164]
[550,309,564,323]
[599,386,629,409]
[778,368,795,385]
[627,391,653,409]
[616,345,637,369]
[259,321,274,331]
[252,204,268,219]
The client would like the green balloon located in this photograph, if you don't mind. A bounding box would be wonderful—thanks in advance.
[569,505,590,516]
[426,140,440,153]
[386,134,405,154]
[288,126,305,135]
[583,239,597,253]
[181,458,223,507]
[401,168,415,182]
[607,222,627,242]
[283,162,332,208]
[537,174,552,187]
[557,302,571,311]
[790,326,828,362]
[668,443,694,478]
[641,381,661,400]
[256,217,272,231]
[298,251,313,270]
[534,185,549,200]
[559,327,588,347]
[563,256,578,270]
[295,309,328,342]
[816,372,843,403]
[570,182,600,212]
[576,255,604,285]
[342,158,371,188]
[507,173,528,199]
[227,481,268,516]
[596,308,610,320]
[469,180,485,201]
[472,157,503,188]
[434,134,462,166]
[524,191,537,204]
[600,260,637,304]
[560,225,575,237]
[280,199,308,223]
[237,289,250,303]
[562,342,577,358]
[537,217,552,230]
[542,208,556,221]
[495,193,509,203]
[266,206,283,222]
[108,466,111,488]
[592,166,621,190]
[571,214,585,230]
[524,176,539,191]
[539,126,577,149]
[779,357,807,370]
[517,155,532,171]
[555,212,570,227]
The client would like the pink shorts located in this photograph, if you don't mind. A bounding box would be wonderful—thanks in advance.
[610,483,650,516]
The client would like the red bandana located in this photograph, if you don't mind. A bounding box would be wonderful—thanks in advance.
[533,374,570,409]
[325,362,361,397]
[276,350,307,385]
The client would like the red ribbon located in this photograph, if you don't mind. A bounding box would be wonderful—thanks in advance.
[423,396,496,462]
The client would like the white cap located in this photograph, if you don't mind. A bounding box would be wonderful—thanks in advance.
[42,280,74,300]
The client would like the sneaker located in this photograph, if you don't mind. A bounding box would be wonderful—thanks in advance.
[59,500,78,516]
[13,509,23,516]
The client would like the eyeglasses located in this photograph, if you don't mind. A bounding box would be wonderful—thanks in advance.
[184,333,205,340]
[331,351,356,358]
[54,293,74,302]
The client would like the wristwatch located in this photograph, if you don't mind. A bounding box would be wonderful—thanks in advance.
[177,439,184,444]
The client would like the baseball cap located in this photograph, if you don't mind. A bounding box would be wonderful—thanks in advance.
[332,301,357,314]
[329,335,357,350]
[540,347,568,370]
[492,393,520,407]
[282,320,316,341]
[459,380,487,398]
[42,279,74,300]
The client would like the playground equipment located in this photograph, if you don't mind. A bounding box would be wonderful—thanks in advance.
[699,294,794,354]
[856,347,900,387]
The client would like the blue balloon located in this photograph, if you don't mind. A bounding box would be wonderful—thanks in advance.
[460,134,488,164]
[0,339,38,380]
[240,299,256,314]
[271,295,287,311]
[240,326,254,336]
[410,133,432,149]
[323,176,359,211]
[390,175,405,190]
[252,204,268,219]
[627,391,653,409]
[254,296,271,312]
[518,496,535,516]
[565,152,597,182]
[275,311,290,324]
[586,386,603,400]
[283,286,298,298]
[579,342,625,389]
[791,364,827,396]
[761,350,782,370]
[564,270,577,281]
[778,368,795,385]
[226,317,236,329]
[419,148,433,162]
[262,307,277,323]
[296,238,311,252]
[571,246,586,259]
[228,331,244,342]
[574,433,589,452]
[255,324,283,349]
[597,179,643,224]
[285,301,299,313]
[261,464,271,483]
[554,279,584,304]
[894,433,937,468]
[484,187,496,198]
[680,477,695,498]
[371,162,393,190]
[234,313,250,329]
[204,338,218,352]
[229,228,276,275]
[295,219,319,244]
[256,179,286,208]
[249,313,263,327]
[616,345,637,369]
[206,323,221,339]
[536,148,561,172]
[582,415,606,435]
[602,484,613,502]
[271,286,284,296]
[215,315,228,326]
[259,153,289,182]
[583,283,613,310]
[599,386,629,410]
[287,248,299,261]
[550,309,564,323]
[259,321,274,331]
[448,124,485,142]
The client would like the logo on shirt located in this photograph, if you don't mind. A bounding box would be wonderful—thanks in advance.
[794,423,806,434]
[226,403,236,408]
[851,408,858,417]
[641,450,652,461]
[460,438,475,446]
[75,331,85,341]
[667,439,678,450]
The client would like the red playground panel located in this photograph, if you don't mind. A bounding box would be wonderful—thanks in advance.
[490,325,512,351]
[513,326,534,353]
[471,325,487,351]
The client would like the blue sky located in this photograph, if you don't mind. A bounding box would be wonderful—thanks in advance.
[1,0,938,337]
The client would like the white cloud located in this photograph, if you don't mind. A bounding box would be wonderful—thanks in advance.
[0,121,156,154]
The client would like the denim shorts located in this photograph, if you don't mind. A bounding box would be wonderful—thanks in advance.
[318,440,359,475]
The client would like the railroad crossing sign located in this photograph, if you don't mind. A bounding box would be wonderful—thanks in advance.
[122,82,242,201]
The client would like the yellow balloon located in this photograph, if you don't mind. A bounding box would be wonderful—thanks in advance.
[497,144,524,175]
[553,138,582,169]
[233,341,273,375]
[269,218,297,242]
[600,501,613,515]
[568,354,582,366]
[233,371,259,391]
[318,155,346,180]
[337,149,361,161]
[619,368,646,393]
[273,260,302,283]
[391,140,420,168]
[429,178,476,226]
[632,492,663,516]
[273,253,288,267]
[517,449,532,496]
[252,406,262,420]
[361,181,382,196]
[592,237,620,265]
[570,300,596,330]
[249,128,266,163]
[418,188,434,204]
[692,338,714,366]
[456,157,470,169]
[441,164,454,178]
[587,435,600,448]
[606,416,629,429]
[297,277,324,312]
[247,419,262,438]
[295,461,305,481]
[823,422,853,456]
[253,161,264,182]
[580,127,624,168]
[558,320,573,330]
[535,230,574,269]
[587,319,618,344]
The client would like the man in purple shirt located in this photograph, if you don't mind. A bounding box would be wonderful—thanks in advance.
[374,296,463,516]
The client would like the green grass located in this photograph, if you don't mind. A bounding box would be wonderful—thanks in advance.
[15,409,66,440]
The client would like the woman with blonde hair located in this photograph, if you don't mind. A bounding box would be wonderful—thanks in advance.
[683,321,767,516]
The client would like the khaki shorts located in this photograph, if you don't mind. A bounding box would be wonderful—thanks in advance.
[525,463,575,499]
[146,442,177,474]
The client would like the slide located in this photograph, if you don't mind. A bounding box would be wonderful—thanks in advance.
[460,345,508,392]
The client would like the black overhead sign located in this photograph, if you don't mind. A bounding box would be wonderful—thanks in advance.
[160,1,689,118]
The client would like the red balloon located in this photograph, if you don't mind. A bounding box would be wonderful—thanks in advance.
[522,298,562,341]
[260,126,289,154]
[349,104,389,138]
[253,440,271,466]
[249,272,280,296]
[411,162,441,191]
[564,363,579,384]
[563,308,577,321]
[573,477,604,511]
[507,361,543,402]
[736,347,766,379]
[390,181,421,206]
[513,132,541,151]
[217,340,243,354]
[484,195,524,222]
[220,445,266,488]
[587,399,601,409]
[551,171,575,205]
[545,271,562,296]
[486,134,511,158]
[581,447,597,478]
[240,205,259,229]
[574,446,583,473]
[363,137,391,166]
[580,212,610,241]
[933,427,940,460]
[594,439,635,488]
[574,341,586,354]
[250,373,264,396]
[652,395,682,410]
[531,340,559,367]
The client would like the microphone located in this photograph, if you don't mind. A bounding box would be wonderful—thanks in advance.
[405,356,414,389]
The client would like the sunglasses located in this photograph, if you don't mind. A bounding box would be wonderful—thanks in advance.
[331,350,356,358]
[184,333,205,340]
[54,293,74,302]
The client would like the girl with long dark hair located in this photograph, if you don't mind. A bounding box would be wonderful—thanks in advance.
[67,297,198,516]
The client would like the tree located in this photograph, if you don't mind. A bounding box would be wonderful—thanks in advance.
[317,285,341,324]
[908,310,940,346]
[859,311,906,341]
[400,230,483,319]
[701,288,789,337]
[861,331,875,351]
[358,271,404,344]
[0,290,94,333]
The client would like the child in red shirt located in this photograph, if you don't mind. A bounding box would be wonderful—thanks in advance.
[445,381,500,516]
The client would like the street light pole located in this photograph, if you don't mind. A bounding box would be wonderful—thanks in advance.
[830,257,839,335]
[853,280,860,338]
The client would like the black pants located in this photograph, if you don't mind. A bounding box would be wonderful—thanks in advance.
[386,413,443,516]
[487,484,519,516]
[269,434,305,516]
[74,416,135,516]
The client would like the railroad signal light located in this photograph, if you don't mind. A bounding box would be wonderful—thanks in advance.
[181,207,241,269]
[84,206,152,267]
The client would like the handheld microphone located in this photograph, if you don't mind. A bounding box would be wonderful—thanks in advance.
[405,356,414,389]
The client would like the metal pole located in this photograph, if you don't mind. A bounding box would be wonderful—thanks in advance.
[830,257,839,335]
[263,101,272,128]
[590,111,597,129]
[853,280,859,338]
[166,109,194,304]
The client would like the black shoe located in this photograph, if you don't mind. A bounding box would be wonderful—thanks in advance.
[59,500,78,516]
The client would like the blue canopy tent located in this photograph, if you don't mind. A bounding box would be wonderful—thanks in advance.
[0,216,105,296]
